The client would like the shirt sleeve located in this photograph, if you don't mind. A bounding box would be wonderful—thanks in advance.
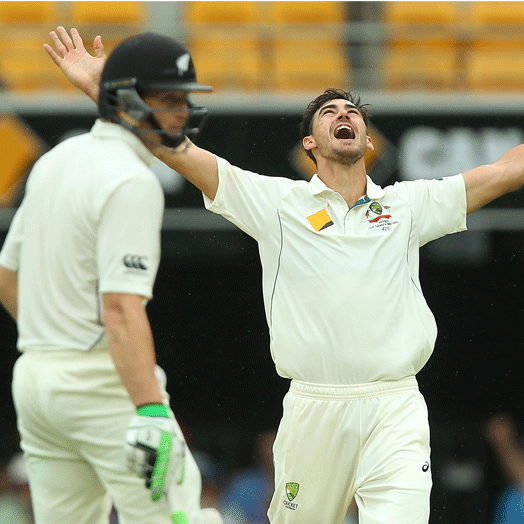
[203,156,296,240]
[0,199,26,271]
[97,175,164,298]
[394,173,467,247]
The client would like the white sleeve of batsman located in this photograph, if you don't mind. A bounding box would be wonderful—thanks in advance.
[97,175,164,299]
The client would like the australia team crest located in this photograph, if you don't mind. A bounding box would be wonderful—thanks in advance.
[364,201,399,230]
[286,482,299,502]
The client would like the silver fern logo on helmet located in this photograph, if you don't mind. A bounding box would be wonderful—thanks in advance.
[176,53,191,76]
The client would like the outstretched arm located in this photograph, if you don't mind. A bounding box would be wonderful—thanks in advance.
[463,143,524,214]
[151,140,219,200]
[44,26,106,103]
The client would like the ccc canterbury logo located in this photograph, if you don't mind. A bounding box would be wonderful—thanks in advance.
[123,254,148,270]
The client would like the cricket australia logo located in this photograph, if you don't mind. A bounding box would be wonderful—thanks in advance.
[365,201,391,222]
[364,201,399,231]
[283,482,299,510]
[286,482,299,501]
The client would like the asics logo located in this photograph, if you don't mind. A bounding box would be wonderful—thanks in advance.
[123,254,148,270]
[422,461,429,472]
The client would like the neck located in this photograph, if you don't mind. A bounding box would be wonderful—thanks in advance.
[317,160,368,207]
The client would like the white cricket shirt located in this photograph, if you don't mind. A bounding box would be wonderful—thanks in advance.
[0,120,164,352]
[205,156,467,385]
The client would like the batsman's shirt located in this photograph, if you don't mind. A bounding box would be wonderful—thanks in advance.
[205,157,467,385]
[0,120,163,352]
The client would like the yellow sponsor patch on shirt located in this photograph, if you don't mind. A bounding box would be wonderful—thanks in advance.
[307,209,334,231]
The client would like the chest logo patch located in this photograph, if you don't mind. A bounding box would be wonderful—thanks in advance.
[364,201,399,230]
[307,209,334,231]
[365,202,391,222]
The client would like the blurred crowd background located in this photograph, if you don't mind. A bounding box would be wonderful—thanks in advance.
[0,1,523,93]
[1,2,524,523]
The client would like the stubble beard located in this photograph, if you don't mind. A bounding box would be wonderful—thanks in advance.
[331,141,367,166]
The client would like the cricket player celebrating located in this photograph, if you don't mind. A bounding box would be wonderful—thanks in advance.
[42,27,524,524]
[0,32,222,524]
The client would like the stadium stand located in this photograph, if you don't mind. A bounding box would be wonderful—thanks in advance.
[70,0,146,24]
[469,1,524,27]
[184,1,262,90]
[69,1,146,56]
[0,33,63,92]
[381,1,461,90]
[0,1,58,24]
[266,1,349,92]
[0,1,146,92]
[188,30,262,91]
[184,1,266,90]
[184,0,350,92]
[465,48,524,92]
[267,1,346,25]
[0,1,523,94]
[271,39,349,92]
[184,1,259,26]
[0,1,60,91]
[463,1,524,91]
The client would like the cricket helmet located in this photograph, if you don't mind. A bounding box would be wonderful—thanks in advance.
[98,32,212,147]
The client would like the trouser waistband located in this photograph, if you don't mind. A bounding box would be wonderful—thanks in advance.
[289,376,418,400]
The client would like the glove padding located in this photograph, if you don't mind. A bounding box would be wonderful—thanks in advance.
[126,404,185,502]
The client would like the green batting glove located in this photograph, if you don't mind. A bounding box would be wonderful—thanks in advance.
[125,403,185,502]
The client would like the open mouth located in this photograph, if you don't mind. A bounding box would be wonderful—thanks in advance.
[334,124,355,140]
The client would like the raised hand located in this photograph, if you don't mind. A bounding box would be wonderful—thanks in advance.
[43,26,106,103]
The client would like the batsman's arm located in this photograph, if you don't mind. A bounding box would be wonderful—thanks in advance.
[103,292,164,407]
[103,292,185,503]
[0,265,17,320]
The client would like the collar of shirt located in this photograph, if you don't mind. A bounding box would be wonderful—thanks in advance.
[91,119,156,167]
[308,173,385,207]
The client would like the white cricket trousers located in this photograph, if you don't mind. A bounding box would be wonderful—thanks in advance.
[268,376,432,524]
[12,349,202,524]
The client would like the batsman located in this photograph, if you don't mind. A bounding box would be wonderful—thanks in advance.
[0,31,222,524]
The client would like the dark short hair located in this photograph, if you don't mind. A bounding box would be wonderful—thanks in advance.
[299,89,370,164]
